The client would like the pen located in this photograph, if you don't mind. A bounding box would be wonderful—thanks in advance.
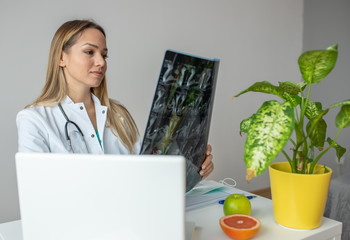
[218,196,256,204]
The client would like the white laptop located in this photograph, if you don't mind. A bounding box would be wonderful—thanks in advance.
[15,153,186,240]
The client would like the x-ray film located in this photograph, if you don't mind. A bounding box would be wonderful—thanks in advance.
[140,50,220,191]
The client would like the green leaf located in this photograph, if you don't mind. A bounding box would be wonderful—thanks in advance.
[233,81,283,99]
[314,165,330,174]
[278,81,302,107]
[282,92,301,107]
[304,101,324,119]
[244,100,294,180]
[306,118,327,150]
[233,81,303,107]
[327,137,346,162]
[327,44,338,51]
[329,99,350,109]
[240,115,255,135]
[297,81,308,90]
[278,81,301,95]
[335,105,350,129]
[298,44,338,84]
[324,166,330,173]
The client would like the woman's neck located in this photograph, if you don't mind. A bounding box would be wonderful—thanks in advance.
[68,88,93,106]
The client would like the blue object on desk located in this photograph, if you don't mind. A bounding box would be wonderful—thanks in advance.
[218,196,256,204]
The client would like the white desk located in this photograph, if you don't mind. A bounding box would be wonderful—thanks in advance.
[186,194,342,240]
[0,188,342,240]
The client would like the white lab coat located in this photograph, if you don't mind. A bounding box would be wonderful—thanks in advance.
[16,94,140,154]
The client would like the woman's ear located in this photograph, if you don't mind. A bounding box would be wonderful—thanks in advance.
[59,52,66,67]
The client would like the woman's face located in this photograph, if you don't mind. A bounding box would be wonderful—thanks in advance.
[59,28,108,92]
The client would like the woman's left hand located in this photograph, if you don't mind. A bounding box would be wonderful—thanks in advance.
[199,144,214,179]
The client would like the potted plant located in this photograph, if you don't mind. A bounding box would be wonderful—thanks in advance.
[233,44,350,229]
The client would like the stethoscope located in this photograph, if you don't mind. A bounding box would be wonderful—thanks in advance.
[58,103,86,153]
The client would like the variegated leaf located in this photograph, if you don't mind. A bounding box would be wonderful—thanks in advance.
[282,92,301,107]
[305,101,323,119]
[329,99,350,109]
[278,81,301,95]
[278,81,301,106]
[298,44,338,84]
[306,118,327,150]
[327,137,346,162]
[244,100,294,180]
[297,81,308,90]
[240,115,255,135]
[233,81,283,99]
[335,105,350,129]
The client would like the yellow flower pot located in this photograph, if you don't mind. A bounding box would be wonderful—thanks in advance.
[269,162,332,229]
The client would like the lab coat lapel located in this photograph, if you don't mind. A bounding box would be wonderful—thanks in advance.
[92,95,108,152]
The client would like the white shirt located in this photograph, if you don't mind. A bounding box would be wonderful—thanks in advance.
[16,94,140,154]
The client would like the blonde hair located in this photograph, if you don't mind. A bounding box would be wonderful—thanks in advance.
[28,20,139,153]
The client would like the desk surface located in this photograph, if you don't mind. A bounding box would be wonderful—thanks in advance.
[186,193,342,240]
[0,187,342,240]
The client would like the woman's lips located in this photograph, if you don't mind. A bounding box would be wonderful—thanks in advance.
[91,71,103,77]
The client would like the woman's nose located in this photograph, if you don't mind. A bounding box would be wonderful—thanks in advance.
[95,54,106,67]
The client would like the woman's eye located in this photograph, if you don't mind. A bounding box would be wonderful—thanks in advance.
[84,50,93,55]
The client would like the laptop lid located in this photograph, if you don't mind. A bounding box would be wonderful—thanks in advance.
[15,153,186,240]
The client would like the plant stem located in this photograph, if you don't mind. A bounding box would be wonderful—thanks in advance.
[292,140,304,173]
[300,83,312,124]
[289,138,296,148]
[301,84,312,173]
[293,118,305,172]
[282,150,295,172]
[309,128,343,173]
[292,90,304,172]
[294,104,300,123]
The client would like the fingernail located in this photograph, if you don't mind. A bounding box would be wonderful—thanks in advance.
[200,171,204,176]
[202,165,206,170]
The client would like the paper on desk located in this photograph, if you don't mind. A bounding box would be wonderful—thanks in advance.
[185,180,239,211]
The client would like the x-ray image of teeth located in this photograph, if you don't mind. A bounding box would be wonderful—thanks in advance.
[140,50,220,192]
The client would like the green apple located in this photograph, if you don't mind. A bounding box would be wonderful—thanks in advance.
[223,194,251,216]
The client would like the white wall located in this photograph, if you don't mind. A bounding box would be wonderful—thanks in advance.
[0,0,303,223]
[303,0,350,177]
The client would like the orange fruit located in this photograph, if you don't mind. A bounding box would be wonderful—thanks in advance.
[219,214,261,240]
[223,194,251,216]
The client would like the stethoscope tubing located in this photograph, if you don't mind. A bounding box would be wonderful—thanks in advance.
[58,103,84,151]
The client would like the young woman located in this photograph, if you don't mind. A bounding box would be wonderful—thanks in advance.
[16,19,213,178]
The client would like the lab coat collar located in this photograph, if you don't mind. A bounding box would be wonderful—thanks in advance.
[61,93,108,153]
[62,93,105,107]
